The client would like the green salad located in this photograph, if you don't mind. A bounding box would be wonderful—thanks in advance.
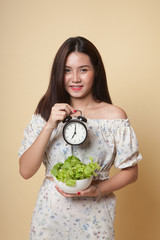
[51,155,101,186]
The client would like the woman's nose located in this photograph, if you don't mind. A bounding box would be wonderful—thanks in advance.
[72,72,81,82]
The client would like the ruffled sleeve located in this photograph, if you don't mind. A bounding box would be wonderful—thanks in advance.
[112,119,142,169]
[18,114,46,158]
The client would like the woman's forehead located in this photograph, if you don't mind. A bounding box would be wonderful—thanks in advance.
[65,52,93,67]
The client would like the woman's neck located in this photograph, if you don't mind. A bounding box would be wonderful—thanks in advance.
[70,97,96,111]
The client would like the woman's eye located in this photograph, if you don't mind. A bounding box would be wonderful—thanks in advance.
[80,68,88,73]
[64,68,71,73]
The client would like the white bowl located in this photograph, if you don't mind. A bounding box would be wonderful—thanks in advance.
[54,176,93,194]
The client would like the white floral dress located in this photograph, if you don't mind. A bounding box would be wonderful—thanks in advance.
[18,114,142,240]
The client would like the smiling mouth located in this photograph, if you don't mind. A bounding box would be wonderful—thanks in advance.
[70,86,83,91]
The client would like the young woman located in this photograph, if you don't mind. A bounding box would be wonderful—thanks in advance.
[18,36,142,240]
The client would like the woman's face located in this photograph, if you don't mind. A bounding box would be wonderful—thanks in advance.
[64,52,95,100]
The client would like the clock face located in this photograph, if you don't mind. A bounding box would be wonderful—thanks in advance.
[63,120,87,145]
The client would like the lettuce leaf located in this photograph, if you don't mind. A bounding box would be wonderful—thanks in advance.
[51,155,101,186]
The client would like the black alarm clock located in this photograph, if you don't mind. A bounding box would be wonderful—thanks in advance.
[62,110,88,145]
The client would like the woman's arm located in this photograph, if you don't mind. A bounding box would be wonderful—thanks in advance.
[19,104,74,179]
[95,164,138,196]
[55,165,138,198]
[19,124,53,179]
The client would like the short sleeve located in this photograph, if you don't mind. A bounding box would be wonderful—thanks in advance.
[112,120,142,169]
[18,114,46,158]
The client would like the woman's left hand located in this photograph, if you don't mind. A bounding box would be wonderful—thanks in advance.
[55,185,99,198]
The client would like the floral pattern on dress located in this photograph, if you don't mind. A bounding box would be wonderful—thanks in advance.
[18,114,142,240]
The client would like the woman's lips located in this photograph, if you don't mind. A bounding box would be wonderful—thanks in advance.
[70,86,83,91]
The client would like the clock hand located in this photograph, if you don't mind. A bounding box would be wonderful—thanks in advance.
[71,125,77,139]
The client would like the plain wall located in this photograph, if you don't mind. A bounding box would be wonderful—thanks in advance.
[1,0,160,239]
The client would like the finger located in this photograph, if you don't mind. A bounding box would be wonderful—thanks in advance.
[78,185,96,197]
[54,104,74,115]
[55,185,78,198]
[56,188,82,198]
[54,111,68,121]
[50,108,68,123]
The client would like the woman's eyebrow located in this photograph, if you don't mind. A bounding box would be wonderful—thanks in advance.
[65,65,91,68]
[65,66,71,68]
[79,65,90,68]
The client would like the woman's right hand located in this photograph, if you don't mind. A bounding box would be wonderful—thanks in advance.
[46,103,74,130]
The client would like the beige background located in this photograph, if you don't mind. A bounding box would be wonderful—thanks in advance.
[1,0,160,239]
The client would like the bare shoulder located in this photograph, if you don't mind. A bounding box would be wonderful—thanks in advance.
[108,104,128,119]
[99,102,128,119]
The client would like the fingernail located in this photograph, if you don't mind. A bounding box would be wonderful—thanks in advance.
[74,110,77,113]
[77,192,81,195]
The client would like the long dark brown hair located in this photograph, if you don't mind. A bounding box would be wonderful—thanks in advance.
[35,36,112,121]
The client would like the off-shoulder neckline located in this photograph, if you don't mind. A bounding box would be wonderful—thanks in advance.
[86,118,129,121]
